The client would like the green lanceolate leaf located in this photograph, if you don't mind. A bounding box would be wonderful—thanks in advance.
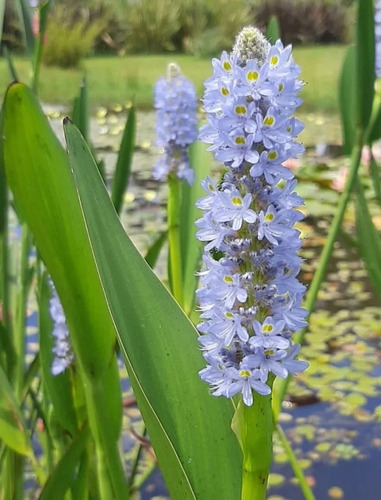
[111,106,136,214]
[339,45,356,155]
[180,140,212,315]
[3,83,126,499]
[0,363,33,456]
[355,180,381,301]
[63,121,242,500]
[3,83,115,380]
[72,75,89,143]
[356,0,375,131]
[39,425,90,500]
[38,273,78,435]
[266,16,280,44]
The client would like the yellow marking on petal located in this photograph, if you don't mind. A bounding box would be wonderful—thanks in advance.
[208,183,215,192]
[247,70,259,82]
[232,196,243,206]
[270,55,279,66]
[265,213,274,222]
[221,87,230,96]
[264,116,275,126]
[278,83,284,92]
[239,370,251,378]
[224,275,234,283]
[235,136,246,145]
[263,324,274,333]
[235,105,247,115]
[287,125,292,132]
[268,151,278,160]
[265,349,275,357]
[225,312,234,319]
[223,61,232,71]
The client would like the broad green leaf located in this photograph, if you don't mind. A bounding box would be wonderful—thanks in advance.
[180,140,212,315]
[0,363,33,456]
[39,425,90,500]
[339,45,356,155]
[111,106,136,214]
[355,180,381,301]
[3,83,115,380]
[356,0,375,131]
[63,122,242,499]
[3,83,126,499]
[144,231,167,269]
[38,273,78,435]
[72,75,89,143]
[266,16,280,44]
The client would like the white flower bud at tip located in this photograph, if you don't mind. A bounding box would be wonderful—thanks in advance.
[167,62,181,82]
[232,26,270,67]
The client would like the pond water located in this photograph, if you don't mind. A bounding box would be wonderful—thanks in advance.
[22,105,381,499]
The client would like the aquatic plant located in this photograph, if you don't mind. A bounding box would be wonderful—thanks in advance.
[153,62,197,185]
[196,26,308,406]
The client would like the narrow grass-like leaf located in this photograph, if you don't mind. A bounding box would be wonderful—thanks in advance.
[39,425,90,500]
[356,0,375,131]
[111,106,136,214]
[144,231,167,269]
[38,273,78,435]
[3,47,18,81]
[0,363,33,456]
[63,122,242,500]
[0,0,5,49]
[72,75,89,143]
[339,45,356,155]
[32,0,50,91]
[180,140,212,315]
[0,110,6,234]
[15,0,35,61]
[355,180,381,301]
[369,154,381,206]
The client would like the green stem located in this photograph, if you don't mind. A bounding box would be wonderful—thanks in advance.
[167,173,183,305]
[130,458,157,494]
[127,426,147,490]
[83,371,128,500]
[273,142,363,418]
[15,224,31,398]
[276,424,316,500]
[232,390,273,500]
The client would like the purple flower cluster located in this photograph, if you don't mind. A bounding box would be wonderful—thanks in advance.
[196,27,308,406]
[49,282,74,376]
[153,63,198,185]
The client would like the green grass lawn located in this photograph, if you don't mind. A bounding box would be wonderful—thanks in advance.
[0,45,347,112]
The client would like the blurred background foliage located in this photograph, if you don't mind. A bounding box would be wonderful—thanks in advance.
[2,0,355,67]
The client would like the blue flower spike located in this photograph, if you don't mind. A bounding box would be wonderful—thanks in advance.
[196,26,309,408]
[153,62,198,185]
